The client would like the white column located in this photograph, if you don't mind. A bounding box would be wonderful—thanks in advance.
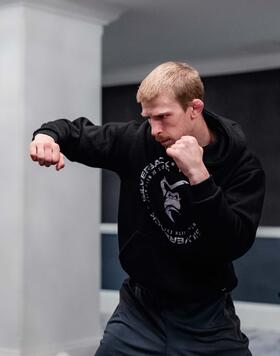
[0,1,123,355]
[0,5,24,355]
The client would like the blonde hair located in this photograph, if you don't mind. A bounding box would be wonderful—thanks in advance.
[136,61,204,110]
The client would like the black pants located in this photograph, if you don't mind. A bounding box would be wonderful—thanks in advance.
[95,279,251,356]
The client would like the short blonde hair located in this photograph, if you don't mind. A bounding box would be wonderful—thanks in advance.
[136,61,204,110]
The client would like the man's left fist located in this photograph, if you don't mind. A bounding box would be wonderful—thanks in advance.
[166,136,210,185]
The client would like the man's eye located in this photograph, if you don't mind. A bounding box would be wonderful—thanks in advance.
[158,114,169,120]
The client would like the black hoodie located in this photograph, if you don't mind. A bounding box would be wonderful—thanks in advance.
[33,110,265,302]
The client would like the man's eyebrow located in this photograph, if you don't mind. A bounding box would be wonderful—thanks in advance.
[156,112,169,117]
[141,111,170,118]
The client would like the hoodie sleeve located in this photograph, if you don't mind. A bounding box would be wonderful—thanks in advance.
[32,117,133,173]
[190,163,265,262]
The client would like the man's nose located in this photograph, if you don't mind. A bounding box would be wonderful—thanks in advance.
[150,118,162,137]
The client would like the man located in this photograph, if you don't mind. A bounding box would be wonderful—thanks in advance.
[30,62,265,355]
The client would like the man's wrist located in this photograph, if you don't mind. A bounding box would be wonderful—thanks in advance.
[32,129,58,142]
[34,133,55,142]
[187,167,210,185]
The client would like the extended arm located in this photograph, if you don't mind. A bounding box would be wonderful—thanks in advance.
[30,133,65,170]
[30,117,132,172]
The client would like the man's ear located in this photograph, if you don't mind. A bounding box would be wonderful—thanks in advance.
[191,99,204,117]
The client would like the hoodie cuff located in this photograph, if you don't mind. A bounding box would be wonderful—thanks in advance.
[32,129,59,142]
[190,175,219,202]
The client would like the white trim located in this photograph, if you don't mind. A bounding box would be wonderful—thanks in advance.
[0,349,21,356]
[235,301,280,332]
[100,289,280,332]
[256,226,280,238]
[100,224,280,239]
[100,289,119,315]
[100,223,118,235]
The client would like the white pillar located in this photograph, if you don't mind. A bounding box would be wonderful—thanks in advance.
[0,4,25,355]
[0,1,123,355]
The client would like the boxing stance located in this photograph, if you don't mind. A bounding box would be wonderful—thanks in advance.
[30,61,265,355]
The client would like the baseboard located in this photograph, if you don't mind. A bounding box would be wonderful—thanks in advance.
[21,336,100,356]
[0,337,101,356]
[100,289,280,333]
[0,349,21,356]
[100,224,280,238]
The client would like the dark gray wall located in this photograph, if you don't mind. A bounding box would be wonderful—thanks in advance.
[102,69,280,225]
[101,69,280,303]
[203,70,280,226]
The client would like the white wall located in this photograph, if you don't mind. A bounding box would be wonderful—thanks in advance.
[0,2,106,355]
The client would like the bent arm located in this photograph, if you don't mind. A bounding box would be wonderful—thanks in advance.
[190,166,265,262]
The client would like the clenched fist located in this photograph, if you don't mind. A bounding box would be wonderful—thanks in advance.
[166,136,209,185]
[29,134,65,171]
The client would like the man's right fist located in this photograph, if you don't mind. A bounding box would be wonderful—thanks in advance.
[29,134,65,171]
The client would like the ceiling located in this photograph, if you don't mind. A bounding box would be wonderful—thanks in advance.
[99,0,280,85]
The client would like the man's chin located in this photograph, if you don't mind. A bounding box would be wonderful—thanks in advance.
[161,140,172,148]
[155,137,173,148]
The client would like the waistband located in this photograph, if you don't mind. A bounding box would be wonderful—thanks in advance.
[125,277,226,307]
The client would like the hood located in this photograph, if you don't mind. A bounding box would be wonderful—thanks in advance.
[203,109,247,166]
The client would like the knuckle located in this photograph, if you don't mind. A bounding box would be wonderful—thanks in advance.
[30,154,37,161]
[188,136,196,144]
[45,158,52,165]
[44,142,52,149]
[182,135,195,144]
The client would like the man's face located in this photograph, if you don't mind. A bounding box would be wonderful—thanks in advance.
[141,94,193,148]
